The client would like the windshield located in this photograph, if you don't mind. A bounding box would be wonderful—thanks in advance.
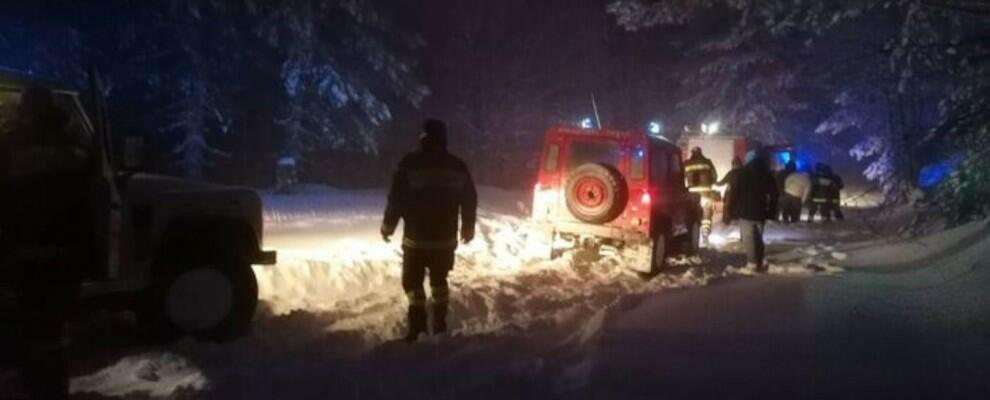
[0,88,93,148]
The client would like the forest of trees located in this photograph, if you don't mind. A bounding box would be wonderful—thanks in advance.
[609,0,990,222]
[0,1,427,184]
[0,1,987,222]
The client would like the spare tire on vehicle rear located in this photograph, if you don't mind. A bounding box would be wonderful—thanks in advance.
[565,163,629,224]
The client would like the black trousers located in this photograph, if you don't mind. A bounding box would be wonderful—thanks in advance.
[829,200,844,220]
[781,194,802,223]
[808,200,831,222]
[402,248,453,306]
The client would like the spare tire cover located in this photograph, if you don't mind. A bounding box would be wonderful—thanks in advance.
[565,162,629,224]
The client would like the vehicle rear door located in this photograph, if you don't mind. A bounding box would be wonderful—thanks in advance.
[650,141,694,235]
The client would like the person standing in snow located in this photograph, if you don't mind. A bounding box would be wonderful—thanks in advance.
[0,85,94,399]
[684,147,718,246]
[775,160,797,222]
[824,164,844,221]
[783,169,812,223]
[808,163,835,222]
[382,119,477,342]
[726,150,778,272]
[717,156,743,225]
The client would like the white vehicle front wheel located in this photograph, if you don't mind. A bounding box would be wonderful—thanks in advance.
[166,267,234,333]
[142,262,258,342]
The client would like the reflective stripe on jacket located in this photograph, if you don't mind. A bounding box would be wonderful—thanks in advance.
[684,155,717,190]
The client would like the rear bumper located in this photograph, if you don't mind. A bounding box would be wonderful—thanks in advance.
[543,221,650,244]
[253,250,277,265]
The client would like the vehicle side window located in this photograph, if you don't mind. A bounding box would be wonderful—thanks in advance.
[630,147,645,180]
[544,144,559,172]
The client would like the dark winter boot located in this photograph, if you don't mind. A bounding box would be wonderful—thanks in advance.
[431,302,448,335]
[404,305,427,343]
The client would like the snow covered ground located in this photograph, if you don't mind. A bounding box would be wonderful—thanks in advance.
[4,185,988,399]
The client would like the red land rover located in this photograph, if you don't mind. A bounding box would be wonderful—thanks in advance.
[531,126,702,272]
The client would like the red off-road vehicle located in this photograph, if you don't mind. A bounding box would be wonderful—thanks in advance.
[531,126,702,271]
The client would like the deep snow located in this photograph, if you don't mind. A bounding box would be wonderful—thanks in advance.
[3,185,987,399]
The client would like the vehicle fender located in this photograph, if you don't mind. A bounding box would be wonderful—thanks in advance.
[155,218,259,270]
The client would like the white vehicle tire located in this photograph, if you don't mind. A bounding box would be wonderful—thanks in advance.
[141,262,257,342]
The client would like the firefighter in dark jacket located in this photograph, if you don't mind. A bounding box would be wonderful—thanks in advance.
[382,119,478,342]
[684,147,718,246]
[726,150,778,272]
[824,164,844,220]
[808,163,836,222]
[1,85,94,399]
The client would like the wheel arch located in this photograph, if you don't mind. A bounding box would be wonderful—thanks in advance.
[155,217,260,272]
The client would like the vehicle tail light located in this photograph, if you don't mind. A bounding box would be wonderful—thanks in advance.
[534,183,542,192]
[640,192,652,205]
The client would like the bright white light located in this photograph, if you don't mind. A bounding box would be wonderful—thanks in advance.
[648,121,663,135]
[701,121,721,135]
[580,118,594,129]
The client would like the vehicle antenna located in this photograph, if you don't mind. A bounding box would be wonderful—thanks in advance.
[591,92,602,129]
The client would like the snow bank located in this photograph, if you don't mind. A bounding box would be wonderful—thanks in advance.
[839,219,990,271]
[71,187,719,398]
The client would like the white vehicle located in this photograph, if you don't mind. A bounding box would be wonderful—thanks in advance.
[0,69,276,341]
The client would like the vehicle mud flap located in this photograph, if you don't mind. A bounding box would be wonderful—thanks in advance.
[686,221,701,255]
[650,233,668,274]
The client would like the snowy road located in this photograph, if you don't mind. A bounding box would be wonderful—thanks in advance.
[3,186,987,399]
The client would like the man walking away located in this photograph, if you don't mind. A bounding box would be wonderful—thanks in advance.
[382,119,477,342]
[783,169,811,223]
[717,157,743,225]
[776,160,801,224]
[726,150,778,272]
[684,147,718,246]
[825,165,844,220]
[808,163,834,222]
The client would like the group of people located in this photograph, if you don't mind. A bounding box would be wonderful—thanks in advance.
[684,147,846,272]
[777,161,845,223]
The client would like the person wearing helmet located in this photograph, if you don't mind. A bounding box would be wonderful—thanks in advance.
[382,118,477,342]
[1,84,94,399]
[683,147,718,245]
[808,163,834,222]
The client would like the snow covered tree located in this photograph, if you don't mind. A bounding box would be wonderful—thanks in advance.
[253,0,429,161]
